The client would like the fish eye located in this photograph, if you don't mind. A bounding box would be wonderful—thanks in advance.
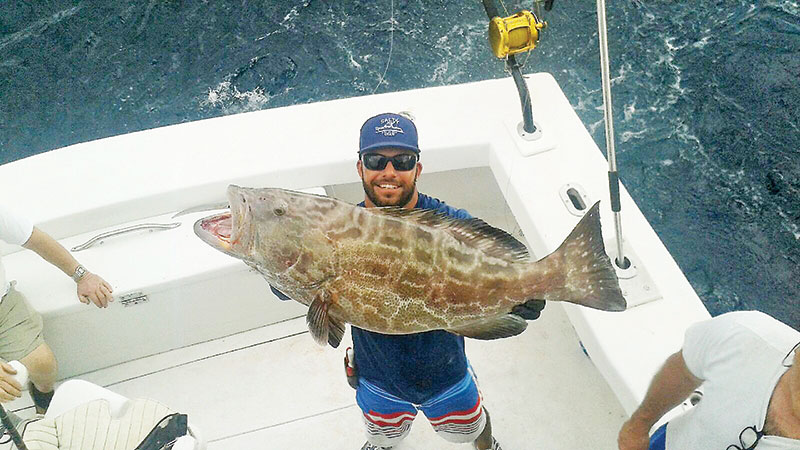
[273,200,288,216]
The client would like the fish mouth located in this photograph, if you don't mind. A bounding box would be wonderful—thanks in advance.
[194,212,234,255]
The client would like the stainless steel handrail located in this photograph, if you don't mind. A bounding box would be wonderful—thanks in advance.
[70,222,181,252]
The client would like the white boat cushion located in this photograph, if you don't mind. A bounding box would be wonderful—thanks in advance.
[23,398,175,450]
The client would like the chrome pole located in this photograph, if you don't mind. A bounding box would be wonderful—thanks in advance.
[596,0,628,268]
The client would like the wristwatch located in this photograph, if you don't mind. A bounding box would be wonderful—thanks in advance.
[71,264,87,282]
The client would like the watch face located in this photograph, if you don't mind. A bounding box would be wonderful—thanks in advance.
[73,265,87,281]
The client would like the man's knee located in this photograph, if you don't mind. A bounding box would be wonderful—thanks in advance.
[362,410,416,447]
[430,405,487,444]
[20,343,57,381]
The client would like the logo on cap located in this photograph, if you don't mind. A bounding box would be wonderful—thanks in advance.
[375,117,404,137]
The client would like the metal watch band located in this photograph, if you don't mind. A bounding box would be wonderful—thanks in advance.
[71,264,87,282]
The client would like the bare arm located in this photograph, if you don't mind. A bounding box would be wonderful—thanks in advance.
[22,227,113,308]
[618,350,703,450]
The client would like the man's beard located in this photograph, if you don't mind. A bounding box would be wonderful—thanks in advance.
[363,177,417,208]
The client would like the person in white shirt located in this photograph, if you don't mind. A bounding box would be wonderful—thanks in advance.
[0,204,113,414]
[618,310,800,450]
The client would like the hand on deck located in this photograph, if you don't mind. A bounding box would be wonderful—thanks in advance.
[617,416,651,450]
[77,272,114,308]
[0,361,23,402]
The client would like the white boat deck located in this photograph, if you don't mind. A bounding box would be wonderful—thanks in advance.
[5,301,626,449]
[2,168,630,449]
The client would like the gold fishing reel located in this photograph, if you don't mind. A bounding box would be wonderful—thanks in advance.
[488,10,546,59]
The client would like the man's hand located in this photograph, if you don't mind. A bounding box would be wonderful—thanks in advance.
[617,416,652,450]
[512,299,546,320]
[618,351,702,450]
[0,361,23,402]
[77,272,114,308]
[21,228,114,308]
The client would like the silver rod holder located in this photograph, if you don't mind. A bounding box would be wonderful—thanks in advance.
[596,0,627,267]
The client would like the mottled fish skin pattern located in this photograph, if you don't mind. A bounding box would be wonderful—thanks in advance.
[327,206,532,334]
[197,186,625,336]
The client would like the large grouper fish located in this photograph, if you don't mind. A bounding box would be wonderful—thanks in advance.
[195,185,627,348]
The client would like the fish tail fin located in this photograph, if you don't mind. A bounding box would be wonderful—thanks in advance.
[534,202,627,312]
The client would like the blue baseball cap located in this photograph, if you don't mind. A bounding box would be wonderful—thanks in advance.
[359,113,420,155]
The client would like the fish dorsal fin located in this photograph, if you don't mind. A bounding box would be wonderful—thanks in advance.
[447,314,528,340]
[374,207,530,262]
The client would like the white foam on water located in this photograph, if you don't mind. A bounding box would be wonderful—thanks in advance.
[348,50,362,70]
[692,33,713,49]
[201,81,271,114]
[0,5,84,52]
[623,100,637,121]
[656,36,689,113]
[611,62,632,86]
[425,21,485,83]
[778,0,799,15]
[430,60,450,83]
[281,6,301,31]
[588,118,605,136]
[776,208,800,240]
[620,129,648,143]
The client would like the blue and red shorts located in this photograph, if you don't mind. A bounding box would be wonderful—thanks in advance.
[356,369,486,447]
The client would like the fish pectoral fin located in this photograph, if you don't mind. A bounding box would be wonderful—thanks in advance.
[327,317,346,349]
[306,291,331,346]
[447,314,528,340]
[306,290,346,348]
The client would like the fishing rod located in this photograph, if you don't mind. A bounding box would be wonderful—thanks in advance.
[480,0,549,135]
[480,0,629,269]
[0,404,27,450]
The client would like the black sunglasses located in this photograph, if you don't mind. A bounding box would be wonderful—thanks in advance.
[783,341,799,368]
[726,425,764,450]
[361,153,418,171]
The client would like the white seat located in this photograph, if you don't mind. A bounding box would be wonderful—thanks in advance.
[21,380,205,450]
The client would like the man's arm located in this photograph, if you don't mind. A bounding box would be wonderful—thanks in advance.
[23,227,113,308]
[618,350,703,450]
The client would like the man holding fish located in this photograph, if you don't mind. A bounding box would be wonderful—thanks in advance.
[340,112,514,450]
[195,112,627,449]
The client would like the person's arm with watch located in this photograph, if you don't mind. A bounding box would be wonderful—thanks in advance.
[22,227,114,308]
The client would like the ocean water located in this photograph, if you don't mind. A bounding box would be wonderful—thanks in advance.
[1,1,797,327]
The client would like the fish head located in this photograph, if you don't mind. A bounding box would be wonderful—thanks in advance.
[194,185,334,287]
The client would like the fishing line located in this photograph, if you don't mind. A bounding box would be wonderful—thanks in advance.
[371,0,395,94]
[498,0,510,15]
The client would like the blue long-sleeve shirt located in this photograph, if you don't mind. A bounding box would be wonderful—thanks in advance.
[271,193,472,404]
